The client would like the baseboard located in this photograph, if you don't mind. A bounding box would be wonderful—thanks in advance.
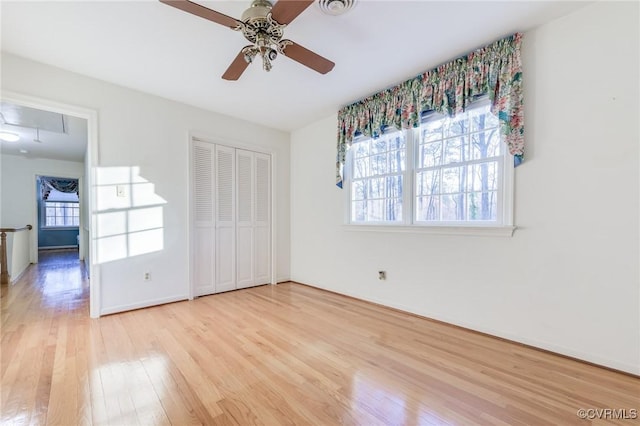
[9,263,32,284]
[290,280,640,377]
[38,245,78,250]
[100,294,189,316]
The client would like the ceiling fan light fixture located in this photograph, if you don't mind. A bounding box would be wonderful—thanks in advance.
[319,0,356,16]
[0,131,20,142]
[242,45,259,64]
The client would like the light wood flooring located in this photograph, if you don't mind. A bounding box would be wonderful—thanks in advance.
[1,250,638,425]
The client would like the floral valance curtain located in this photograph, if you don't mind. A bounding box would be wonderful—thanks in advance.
[336,33,524,188]
[41,177,79,200]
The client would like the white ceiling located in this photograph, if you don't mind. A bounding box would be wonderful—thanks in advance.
[0,102,88,162]
[1,0,589,134]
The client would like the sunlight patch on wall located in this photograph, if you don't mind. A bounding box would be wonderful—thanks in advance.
[93,167,166,264]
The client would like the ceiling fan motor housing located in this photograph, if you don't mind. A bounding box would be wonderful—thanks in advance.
[241,0,273,24]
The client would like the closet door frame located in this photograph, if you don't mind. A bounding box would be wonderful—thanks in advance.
[187,134,276,300]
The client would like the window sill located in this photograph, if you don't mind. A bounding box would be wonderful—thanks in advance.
[41,227,80,231]
[343,224,516,237]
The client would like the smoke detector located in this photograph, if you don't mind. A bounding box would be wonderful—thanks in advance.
[318,0,357,16]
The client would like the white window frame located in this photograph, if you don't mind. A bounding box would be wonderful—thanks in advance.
[42,200,80,229]
[344,102,515,237]
[347,129,409,226]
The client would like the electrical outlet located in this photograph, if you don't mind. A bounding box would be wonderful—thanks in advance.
[378,270,386,280]
[144,272,151,281]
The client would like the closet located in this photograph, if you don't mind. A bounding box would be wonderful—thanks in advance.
[191,140,271,296]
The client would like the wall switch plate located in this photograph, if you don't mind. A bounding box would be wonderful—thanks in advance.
[116,185,126,197]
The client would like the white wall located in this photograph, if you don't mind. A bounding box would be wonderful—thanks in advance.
[290,2,639,374]
[0,154,85,270]
[9,230,30,281]
[1,54,291,315]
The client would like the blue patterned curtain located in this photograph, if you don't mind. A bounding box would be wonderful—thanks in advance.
[41,177,79,200]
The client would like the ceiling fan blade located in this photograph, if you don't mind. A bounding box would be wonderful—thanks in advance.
[160,0,241,29]
[282,41,335,74]
[222,50,250,80]
[270,0,314,25]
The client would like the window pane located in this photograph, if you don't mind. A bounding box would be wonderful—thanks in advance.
[352,181,367,200]
[416,170,440,196]
[388,150,405,173]
[368,178,385,199]
[384,198,402,221]
[353,142,369,158]
[471,129,501,160]
[441,194,465,221]
[385,176,403,199]
[467,192,497,221]
[421,117,444,142]
[444,116,468,138]
[371,138,387,154]
[416,196,440,221]
[420,142,441,168]
[352,201,366,222]
[442,167,462,194]
[353,158,369,179]
[387,134,405,150]
[470,109,499,132]
[467,162,498,192]
[367,200,384,222]
[371,154,388,175]
[44,201,80,227]
[443,137,465,164]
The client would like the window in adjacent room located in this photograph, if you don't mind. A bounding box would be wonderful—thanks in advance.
[42,189,80,228]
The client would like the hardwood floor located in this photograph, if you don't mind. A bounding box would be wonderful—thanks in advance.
[1,251,638,425]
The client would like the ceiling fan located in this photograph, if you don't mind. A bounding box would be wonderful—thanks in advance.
[160,0,335,80]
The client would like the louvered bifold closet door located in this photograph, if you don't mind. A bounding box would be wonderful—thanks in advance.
[215,145,236,293]
[254,153,271,285]
[236,150,255,289]
[192,141,216,296]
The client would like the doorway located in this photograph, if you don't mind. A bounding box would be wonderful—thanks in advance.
[0,91,100,317]
[36,175,81,255]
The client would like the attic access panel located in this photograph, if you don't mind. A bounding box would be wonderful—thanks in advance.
[0,102,66,134]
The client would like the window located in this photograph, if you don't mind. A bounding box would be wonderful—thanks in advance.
[347,102,513,228]
[43,201,79,227]
[350,130,406,223]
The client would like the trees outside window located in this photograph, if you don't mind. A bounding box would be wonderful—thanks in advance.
[347,102,513,227]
